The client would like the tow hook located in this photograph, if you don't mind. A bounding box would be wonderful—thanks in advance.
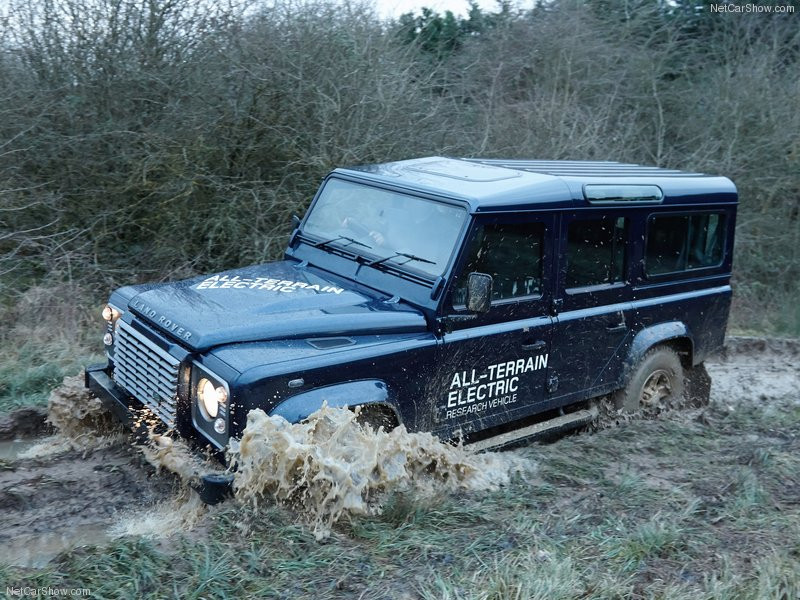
[193,472,235,505]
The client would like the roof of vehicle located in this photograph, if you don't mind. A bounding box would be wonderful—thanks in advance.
[334,156,738,212]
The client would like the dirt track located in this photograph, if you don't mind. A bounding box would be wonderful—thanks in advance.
[0,443,177,566]
[0,336,797,568]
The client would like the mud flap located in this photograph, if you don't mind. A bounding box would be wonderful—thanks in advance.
[685,363,712,407]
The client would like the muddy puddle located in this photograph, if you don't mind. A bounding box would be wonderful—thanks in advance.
[0,439,38,461]
[0,376,179,568]
[0,337,796,568]
[708,337,800,406]
[0,527,111,569]
[0,439,179,567]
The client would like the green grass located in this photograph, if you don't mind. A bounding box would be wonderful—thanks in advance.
[0,340,102,413]
[0,293,103,414]
[3,398,798,599]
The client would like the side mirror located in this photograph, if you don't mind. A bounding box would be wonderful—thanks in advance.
[291,214,301,229]
[466,272,493,313]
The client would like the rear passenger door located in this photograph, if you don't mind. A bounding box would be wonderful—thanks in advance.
[433,214,554,437]
[548,213,634,403]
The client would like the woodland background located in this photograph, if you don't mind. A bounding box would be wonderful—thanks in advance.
[0,0,798,407]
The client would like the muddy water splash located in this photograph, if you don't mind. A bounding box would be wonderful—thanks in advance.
[19,374,124,458]
[141,432,209,483]
[230,405,533,539]
[47,374,119,439]
[110,492,208,539]
[124,432,229,538]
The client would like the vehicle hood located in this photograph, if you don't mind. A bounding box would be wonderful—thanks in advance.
[125,261,427,351]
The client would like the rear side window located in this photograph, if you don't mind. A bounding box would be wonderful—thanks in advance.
[566,217,627,289]
[454,221,544,303]
[646,213,726,276]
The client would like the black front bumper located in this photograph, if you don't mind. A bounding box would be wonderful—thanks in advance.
[84,363,234,504]
[85,362,140,431]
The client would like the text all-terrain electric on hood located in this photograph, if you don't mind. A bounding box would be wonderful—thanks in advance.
[121,261,428,351]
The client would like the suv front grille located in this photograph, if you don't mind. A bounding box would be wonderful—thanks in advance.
[113,319,180,427]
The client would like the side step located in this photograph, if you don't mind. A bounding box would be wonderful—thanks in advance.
[470,406,598,452]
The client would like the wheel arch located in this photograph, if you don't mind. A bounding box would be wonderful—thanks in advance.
[269,379,401,425]
[625,322,695,380]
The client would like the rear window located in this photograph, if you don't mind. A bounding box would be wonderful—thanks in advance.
[645,213,726,276]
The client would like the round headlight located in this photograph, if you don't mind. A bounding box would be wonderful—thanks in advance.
[197,377,227,420]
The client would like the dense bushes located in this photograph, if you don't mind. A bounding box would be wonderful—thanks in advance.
[0,0,798,333]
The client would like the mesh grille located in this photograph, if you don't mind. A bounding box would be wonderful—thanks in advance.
[113,319,180,426]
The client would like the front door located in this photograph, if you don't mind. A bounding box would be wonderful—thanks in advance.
[433,214,555,438]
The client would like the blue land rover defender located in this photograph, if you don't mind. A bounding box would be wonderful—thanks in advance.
[86,157,736,462]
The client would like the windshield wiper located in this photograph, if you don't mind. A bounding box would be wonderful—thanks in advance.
[313,235,372,250]
[368,251,436,268]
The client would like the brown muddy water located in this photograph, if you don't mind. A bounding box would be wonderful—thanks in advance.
[230,405,533,539]
[0,439,38,460]
[0,376,179,567]
[0,527,111,569]
[0,338,797,568]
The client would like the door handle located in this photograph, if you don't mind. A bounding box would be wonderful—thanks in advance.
[521,340,547,351]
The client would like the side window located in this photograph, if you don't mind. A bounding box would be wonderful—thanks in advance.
[646,213,726,276]
[453,221,544,304]
[565,217,627,289]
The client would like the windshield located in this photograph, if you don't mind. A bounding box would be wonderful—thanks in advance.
[302,178,468,278]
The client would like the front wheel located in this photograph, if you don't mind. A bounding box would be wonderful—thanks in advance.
[355,404,398,433]
[614,347,685,413]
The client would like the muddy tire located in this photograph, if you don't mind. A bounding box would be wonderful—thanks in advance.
[355,405,398,432]
[614,347,685,413]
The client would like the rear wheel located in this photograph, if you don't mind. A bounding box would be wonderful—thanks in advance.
[614,347,685,413]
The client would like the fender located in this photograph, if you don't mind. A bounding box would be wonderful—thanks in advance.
[624,322,694,378]
[269,379,400,424]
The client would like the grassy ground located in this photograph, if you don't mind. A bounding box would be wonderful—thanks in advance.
[0,340,101,414]
[2,395,798,599]
[0,288,103,414]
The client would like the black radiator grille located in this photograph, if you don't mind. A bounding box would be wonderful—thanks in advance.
[113,319,179,426]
